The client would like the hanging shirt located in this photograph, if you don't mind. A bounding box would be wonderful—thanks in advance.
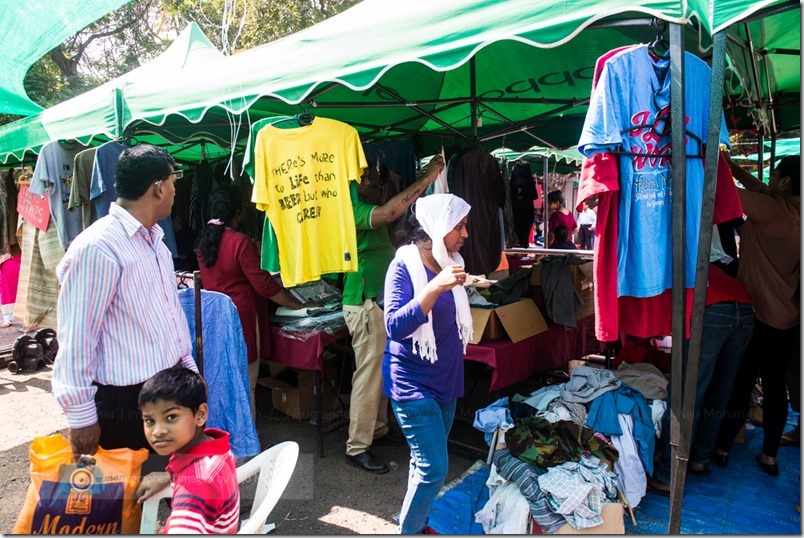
[576,45,743,341]
[29,140,87,249]
[69,147,98,231]
[578,45,730,298]
[90,140,179,258]
[252,117,364,287]
[451,144,506,275]
[178,289,260,460]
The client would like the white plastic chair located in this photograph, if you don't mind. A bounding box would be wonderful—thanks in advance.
[140,441,300,534]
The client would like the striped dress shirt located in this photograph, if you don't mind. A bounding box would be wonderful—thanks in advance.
[52,203,195,428]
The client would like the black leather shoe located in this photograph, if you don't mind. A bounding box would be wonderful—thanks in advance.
[373,427,406,446]
[710,452,729,467]
[645,475,671,497]
[688,463,711,477]
[346,451,389,474]
[756,453,779,477]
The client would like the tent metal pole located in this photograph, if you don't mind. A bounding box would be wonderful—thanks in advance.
[738,0,799,24]
[114,87,124,140]
[745,21,768,184]
[543,156,549,243]
[470,56,478,139]
[673,30,728,535]
[479,100,588,142]
[588,17,665,29]
[667,20,688,535]
[372,83,468,138]
[762,52,779,156]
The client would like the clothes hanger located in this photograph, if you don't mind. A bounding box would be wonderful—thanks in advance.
[648,20,670,60]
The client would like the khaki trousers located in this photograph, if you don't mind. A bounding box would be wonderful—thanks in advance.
[344,299,389,456]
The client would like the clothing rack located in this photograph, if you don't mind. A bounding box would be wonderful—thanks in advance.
[176,270,204,376]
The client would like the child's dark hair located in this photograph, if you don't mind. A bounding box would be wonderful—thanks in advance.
[138,366,208,414]
[554,225,570,243]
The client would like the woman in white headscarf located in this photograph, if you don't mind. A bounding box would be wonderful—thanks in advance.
[382,193,472,534]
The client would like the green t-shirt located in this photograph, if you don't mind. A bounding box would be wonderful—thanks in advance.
[341,183,396,305]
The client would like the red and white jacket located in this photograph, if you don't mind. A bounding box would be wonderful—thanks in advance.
[161,428,240,534]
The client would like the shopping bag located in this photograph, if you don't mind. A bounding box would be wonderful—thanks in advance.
[13,433,149,534]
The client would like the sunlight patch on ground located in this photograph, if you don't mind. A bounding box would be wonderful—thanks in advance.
[318,505,396,533]
[0,368,66,452]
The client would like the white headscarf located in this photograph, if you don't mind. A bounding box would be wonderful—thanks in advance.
[396,194,473,363]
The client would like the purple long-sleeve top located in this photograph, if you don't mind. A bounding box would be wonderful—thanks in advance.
[382,257,465,403]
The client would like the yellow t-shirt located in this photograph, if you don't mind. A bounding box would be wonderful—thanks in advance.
[252,117,366,286]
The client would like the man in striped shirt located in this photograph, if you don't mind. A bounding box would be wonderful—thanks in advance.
[52,144,196,466]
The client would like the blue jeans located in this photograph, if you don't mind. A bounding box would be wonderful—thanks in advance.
[655,302,755,483]
[392,397,456,534]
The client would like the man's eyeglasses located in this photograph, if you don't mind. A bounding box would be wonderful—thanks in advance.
[153,169,183,187]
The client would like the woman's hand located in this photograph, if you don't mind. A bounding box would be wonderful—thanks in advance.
[136,472,171,503]
[430,264,467,293]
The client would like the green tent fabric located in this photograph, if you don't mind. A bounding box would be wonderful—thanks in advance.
[0,0,133,116]
[0,0,798,165]
[491,146,584,166]
[0,23,225,165]
[120,0,692,156]
[723,6,800,134]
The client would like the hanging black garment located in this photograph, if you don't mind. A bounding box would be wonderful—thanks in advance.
[452,144,506,275]
[188,161,214,231]
[510,161,538,247]
[357,161,401,206]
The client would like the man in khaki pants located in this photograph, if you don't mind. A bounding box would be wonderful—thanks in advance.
[343,155,446,473]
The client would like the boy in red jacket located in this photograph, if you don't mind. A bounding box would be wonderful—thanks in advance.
[136,367,240,534]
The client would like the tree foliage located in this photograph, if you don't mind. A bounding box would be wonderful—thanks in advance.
[161,0,361,55]
[18,0,360,114]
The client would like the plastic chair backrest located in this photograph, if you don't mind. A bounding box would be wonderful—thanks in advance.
[236,441,299,534]
[139,441,299,534]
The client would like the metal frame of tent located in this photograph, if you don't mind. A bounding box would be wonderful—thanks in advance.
[0,2,799,533]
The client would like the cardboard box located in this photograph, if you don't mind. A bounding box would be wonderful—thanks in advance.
[552,503,624,534]
[531,261,592,293]
[258,358,338,420]
[469,299,548,345]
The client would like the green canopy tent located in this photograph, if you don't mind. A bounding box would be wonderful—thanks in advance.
[114,0,797,158]
[0,4,798,530]
[0,0,797,165]
[0,0,133,116]
[0,23,228,165]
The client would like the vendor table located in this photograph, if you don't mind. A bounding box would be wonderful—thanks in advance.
[465,316,596,391]
[269,325,350,458]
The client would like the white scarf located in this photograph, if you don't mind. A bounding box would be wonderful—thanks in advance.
[396,194,473,363]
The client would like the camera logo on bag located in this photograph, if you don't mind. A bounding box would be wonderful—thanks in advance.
[65,468,94,515]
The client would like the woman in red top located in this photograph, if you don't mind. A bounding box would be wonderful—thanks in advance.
[196,186,310,419]
[547,190,578,247]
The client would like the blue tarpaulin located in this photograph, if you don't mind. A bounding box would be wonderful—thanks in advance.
[431,414,800,534]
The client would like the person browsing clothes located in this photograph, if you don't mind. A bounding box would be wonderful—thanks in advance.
[196,185,316,420]
[52,144,196,469]
[547,189,578,247]
[713,154,800,477]
[382,193,472,534]
[343,154,446,474]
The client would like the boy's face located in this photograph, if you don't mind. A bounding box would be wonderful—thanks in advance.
[141,399,208,456]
